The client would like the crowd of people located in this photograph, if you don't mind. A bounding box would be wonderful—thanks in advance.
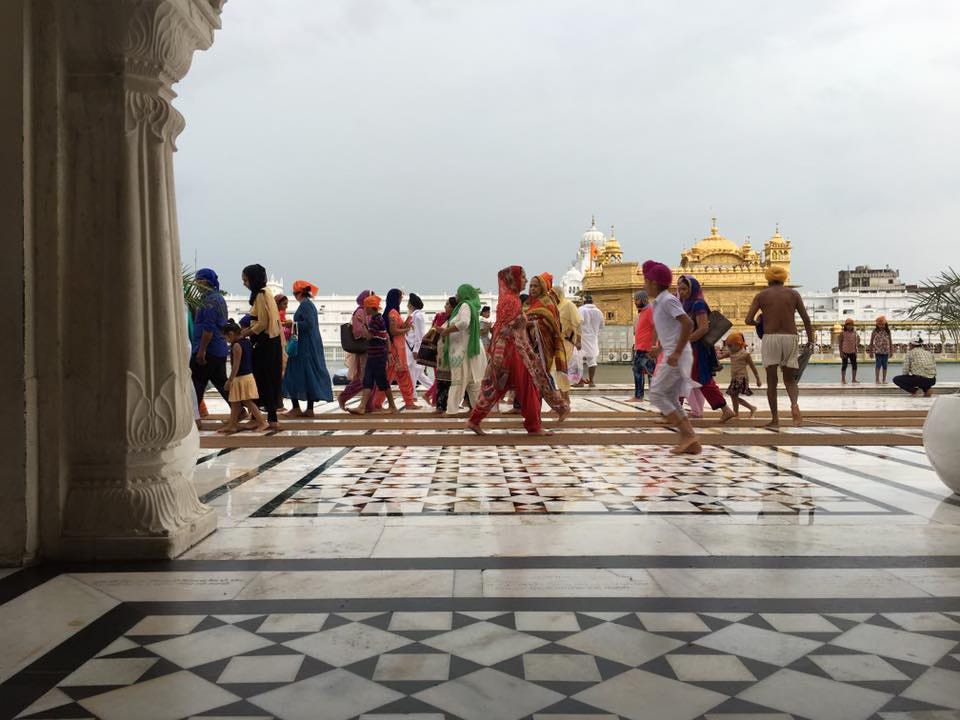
[188,260,938,446]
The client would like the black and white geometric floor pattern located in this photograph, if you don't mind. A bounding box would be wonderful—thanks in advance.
[17,609,960,719]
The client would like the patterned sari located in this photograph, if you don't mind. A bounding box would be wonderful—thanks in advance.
[470,266,568,428]
[525,273,567,375]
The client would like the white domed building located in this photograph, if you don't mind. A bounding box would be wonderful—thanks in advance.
[562,216,607,299]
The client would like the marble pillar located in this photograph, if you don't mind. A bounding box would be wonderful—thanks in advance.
[19,0,224,560]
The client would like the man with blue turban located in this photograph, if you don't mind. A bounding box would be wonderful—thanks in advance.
[191,268,230,417]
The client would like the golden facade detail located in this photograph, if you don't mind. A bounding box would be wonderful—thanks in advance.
[582,219,793,333]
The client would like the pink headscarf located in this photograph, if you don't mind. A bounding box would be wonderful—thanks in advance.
[642,260,672,288]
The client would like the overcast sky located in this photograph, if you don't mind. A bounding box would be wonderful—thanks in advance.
[175,0,959,297]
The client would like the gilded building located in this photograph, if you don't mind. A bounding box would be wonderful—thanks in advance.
[581,218,793,334]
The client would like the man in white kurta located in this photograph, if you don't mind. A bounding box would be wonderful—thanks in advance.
[405,294,433,391]
[578,295,605,386]
[444,302,487,414]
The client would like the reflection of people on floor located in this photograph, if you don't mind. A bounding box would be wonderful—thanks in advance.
[893,338,937,397]
[643,260,701,455]
[745,265,814,427]
[468,265,569,435]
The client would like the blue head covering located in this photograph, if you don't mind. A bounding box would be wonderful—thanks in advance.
[679,274,709,316]
[195,268,219,291]
[383,288,403,331]
[239,314,253,329]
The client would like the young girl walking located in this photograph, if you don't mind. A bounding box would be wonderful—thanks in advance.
[348,295,400,416]
[717,332,762,418]
[219,320,269,433]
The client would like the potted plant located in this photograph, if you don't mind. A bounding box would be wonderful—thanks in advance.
[909,268,960,494]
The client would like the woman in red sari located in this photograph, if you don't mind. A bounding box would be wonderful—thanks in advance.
[467,266,569,435]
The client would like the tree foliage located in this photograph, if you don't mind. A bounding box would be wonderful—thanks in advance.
[182,266,206,313]
[908,267,960,330]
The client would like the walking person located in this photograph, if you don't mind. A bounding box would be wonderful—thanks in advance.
[428,296,456,415]
[678,275,735,422]
[347,295,399,415]
[439,285,487,414]
[405,293,433,391]
[283,280,334,417]
[577,294,605,386]
[717,332,762,418]
[526,273,568,403]
[893,337,937,397]
[642,261,701,455]
[218,320,269,434]
[339,290,376,412]
[840,318,860,384]
[745,265,815,426]
[467,266,569,435]
[480,306,493,352]
[190,268,230,422]
[628,290,656,403]
[384,288,421,410]
[240,264,284,429]
[868,316,892,384]
[553,285,582,405]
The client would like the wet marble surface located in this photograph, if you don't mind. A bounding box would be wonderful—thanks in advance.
[3,393,959,718]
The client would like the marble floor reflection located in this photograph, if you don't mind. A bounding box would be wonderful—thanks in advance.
[2,392,959,719]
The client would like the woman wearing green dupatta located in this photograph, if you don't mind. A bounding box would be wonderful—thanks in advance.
[439,284,488,415]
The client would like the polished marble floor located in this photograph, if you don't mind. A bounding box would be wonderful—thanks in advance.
[2,392,959,719]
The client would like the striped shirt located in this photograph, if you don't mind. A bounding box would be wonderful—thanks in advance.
[367,313,389,358]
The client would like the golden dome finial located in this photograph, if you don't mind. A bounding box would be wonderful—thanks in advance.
[711,217,719,236]
[591,214,596,228]
[774,222,781,237]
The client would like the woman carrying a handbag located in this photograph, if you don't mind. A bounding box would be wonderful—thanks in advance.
[338,290,377,411]
[282,280,333,417]
[678,275,735,422]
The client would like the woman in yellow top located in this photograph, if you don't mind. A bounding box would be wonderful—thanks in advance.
[240,263,283,429]
[552,285,581,404]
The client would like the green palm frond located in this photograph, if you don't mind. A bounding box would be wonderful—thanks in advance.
[182,266,206,313]
[907,267,960,330]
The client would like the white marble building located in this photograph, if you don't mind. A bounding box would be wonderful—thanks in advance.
[560,216,609,299]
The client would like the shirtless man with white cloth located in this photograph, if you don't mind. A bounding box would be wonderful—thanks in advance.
[745,265,814,427]
[578,294,605,386]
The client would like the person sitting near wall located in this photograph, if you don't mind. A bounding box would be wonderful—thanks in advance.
[893,337,937,397]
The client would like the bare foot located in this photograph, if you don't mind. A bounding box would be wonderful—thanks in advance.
[625,397,643,403]
[388,406,400,415]
[680,441,703,455]
[302,411,315,418]
[253,421,270,432]
[748,407,757,419]
[557,407,571,423]
[268,422,280,430]
[764,418,780,429]
[238,421,260,432]
[346,407,364,415]
[588,382,596,387]
[671,436,701,454]
[655,417,674,426]
[923,390,933,397]
[790,404,803,426]
[216,424,239,435]
[529,428,554,436]
[287,408,304,418]
[404,403,422,410]
[720,407,736,423]
[466,422,486,435]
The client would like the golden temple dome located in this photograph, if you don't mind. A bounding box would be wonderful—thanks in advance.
[691,217,741,255]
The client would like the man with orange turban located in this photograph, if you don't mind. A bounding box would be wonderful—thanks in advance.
[746,264,814,426]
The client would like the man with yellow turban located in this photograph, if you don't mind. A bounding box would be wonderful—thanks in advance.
[745,265,814,427]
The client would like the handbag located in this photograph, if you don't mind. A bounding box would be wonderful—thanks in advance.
[416,329,440,368]
[285,326,299,358]
[340,322,368,354]
[702,310,733,346]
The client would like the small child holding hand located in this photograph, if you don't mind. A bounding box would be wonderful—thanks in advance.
[219,319,269,434]
[718,332,762,418]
